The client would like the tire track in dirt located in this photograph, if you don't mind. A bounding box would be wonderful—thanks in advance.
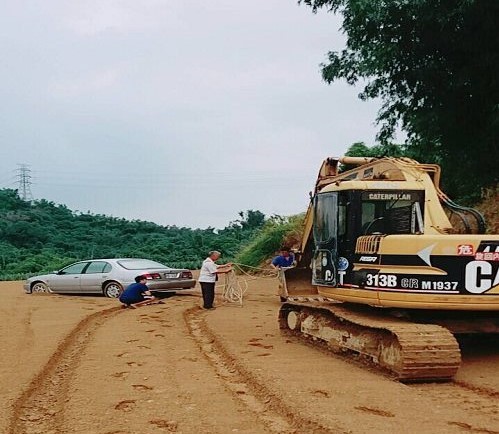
[183,306,341,434]
[283,321,499,433]
[410,381,499,434]
[14,306,37,358]
[453,380,499,399]
[7,306,121,434]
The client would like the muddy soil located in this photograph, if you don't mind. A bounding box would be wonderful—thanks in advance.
[2,279,499,434]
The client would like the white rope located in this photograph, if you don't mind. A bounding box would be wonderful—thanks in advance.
[232,262,280,279]
[218,263,280,307]
[220,270,247,306]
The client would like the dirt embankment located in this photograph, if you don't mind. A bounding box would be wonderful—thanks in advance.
[2,280,499,434]
[476,187,499,233]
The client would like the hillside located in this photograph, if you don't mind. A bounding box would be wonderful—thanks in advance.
[2,185,496,281]
[0,189,265,279]
[476,187,499,234]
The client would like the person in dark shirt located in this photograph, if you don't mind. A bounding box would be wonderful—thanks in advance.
[271,248,296,269]
[119,275,159,308]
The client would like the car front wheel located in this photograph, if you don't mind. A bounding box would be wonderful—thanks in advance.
[31,282,50,293]
[103,281,122,298]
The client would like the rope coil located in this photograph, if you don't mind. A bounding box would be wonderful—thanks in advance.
[219,263,280,306]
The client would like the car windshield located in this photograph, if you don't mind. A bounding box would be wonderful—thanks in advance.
[117,259,170,270]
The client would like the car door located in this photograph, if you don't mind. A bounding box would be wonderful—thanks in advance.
[48,262,89,293]
[80,261,112,294]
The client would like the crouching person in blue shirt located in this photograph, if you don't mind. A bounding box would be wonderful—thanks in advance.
[119,275,160,309]
[271,248,296,269]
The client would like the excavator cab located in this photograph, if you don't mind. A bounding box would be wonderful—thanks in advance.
[311,189,425,289]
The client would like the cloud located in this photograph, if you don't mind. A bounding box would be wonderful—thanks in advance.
[48,68,120,97]
[0,0,382,228]
[61,0,171,36]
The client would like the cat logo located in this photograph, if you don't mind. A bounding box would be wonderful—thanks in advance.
[465,261,499,294]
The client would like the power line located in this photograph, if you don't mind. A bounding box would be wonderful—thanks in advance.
[0,174,17,186]
[16,164,34,201]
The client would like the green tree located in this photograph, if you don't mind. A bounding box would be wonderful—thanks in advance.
[340,141,412,171]
[0,190,273,278]
[235,210,266,230]
[344,141,410,159]
[301,0,499,201]
[4,221,49,248]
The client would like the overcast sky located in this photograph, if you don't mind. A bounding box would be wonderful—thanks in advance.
[1,0,382,228]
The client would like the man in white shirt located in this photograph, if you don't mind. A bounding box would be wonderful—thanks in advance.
[198,250,232,309]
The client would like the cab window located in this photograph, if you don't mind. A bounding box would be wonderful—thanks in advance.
[360,191,424,235]
[337,194,348,245]
[314,193,338,245]
[361,202,376,230]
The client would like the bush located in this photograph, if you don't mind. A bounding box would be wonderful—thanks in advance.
[234,214,305,270]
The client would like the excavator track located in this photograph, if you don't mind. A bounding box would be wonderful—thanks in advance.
[279,301,461,382]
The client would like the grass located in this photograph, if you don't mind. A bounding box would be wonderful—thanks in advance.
[234,214,305,270]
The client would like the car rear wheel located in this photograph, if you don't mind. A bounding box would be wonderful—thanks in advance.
[103,281,122,298]
[31,282,50,293]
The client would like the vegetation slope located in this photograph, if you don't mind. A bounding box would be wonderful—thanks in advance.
[0,189,267,280]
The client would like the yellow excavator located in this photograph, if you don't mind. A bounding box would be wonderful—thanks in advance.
[278,156,499,381]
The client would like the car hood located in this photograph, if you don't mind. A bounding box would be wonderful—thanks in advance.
[25,273,56,283]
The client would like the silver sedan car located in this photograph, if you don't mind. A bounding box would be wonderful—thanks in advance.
[24,258,196,298]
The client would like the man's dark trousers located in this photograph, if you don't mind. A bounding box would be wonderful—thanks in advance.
[200,282,215,308]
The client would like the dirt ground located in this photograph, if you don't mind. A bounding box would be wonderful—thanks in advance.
[2,277,499,434]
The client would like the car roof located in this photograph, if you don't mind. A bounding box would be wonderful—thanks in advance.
[74,258,148,262]
[64,258,188,270]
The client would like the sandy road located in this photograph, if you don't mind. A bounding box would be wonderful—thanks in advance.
[2,279,499,433]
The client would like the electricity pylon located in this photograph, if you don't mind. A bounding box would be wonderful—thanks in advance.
[17,164,34,201]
